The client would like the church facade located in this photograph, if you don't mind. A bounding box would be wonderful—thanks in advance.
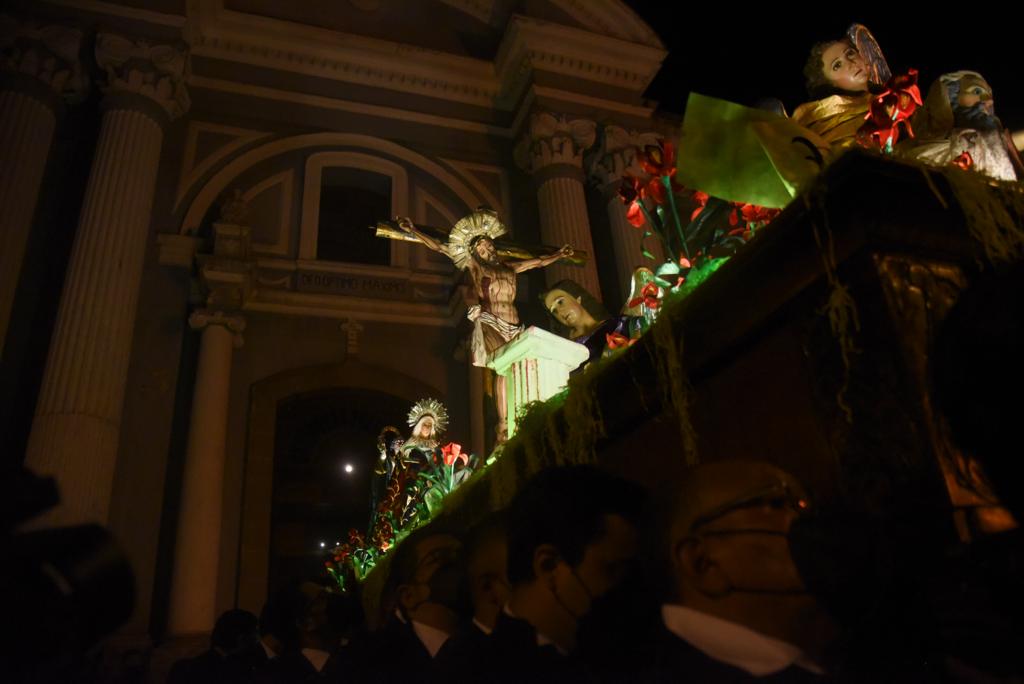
[1,0,674,656]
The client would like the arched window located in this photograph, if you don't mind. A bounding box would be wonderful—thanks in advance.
[316,167,391,265]
[299,151,409,265]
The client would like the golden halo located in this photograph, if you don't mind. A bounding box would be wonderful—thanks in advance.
[407,397,449,434]
[446,209,507,270]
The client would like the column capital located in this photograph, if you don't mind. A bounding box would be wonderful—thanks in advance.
[189,309,245,347]
[0,14,89,106]
[95,32,190,122]
[515,111,596,175]
[587,125,662,192]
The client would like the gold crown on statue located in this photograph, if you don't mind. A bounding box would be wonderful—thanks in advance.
[447,208,507,270]
[407,398,449,434]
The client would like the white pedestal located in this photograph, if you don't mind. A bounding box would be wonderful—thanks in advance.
[488,326,589,438]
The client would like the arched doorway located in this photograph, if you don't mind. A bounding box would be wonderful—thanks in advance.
[268,387,408,591]
[238,360,440,612]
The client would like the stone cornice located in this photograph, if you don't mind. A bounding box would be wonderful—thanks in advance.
[554,0,664,49]
[495,14,666,107]
[0,14,89,103]
[182,2,663,123]
[95,32,190,120]
[187,0,499,108]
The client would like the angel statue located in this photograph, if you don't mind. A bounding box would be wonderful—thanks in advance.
[793,23,891,150]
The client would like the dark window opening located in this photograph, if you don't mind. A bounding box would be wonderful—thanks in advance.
[317,167,392,265]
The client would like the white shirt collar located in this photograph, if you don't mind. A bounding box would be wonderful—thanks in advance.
[472,617,493,636]
[300,648,330,673]
[661,604,823,676]
[503,603,567,655]
[411,620,451,658]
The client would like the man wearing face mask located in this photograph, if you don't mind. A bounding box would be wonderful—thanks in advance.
[351,526,470,683]
[642,461,838,683]
[444,466,644,683]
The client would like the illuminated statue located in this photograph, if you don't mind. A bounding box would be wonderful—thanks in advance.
[793,24,890,150]
[541,277,648,365]
[395,211,573,441]
[368,398,450,544]
[904,72,1024,181]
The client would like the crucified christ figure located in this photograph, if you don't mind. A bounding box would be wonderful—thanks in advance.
[394,211,573,442]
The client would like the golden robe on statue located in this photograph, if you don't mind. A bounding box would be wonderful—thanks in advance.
[791,93,872,150]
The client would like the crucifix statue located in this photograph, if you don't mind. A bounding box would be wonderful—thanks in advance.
[376,209,581,442]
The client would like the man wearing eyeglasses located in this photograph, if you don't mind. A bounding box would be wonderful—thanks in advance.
[648,460,838,682]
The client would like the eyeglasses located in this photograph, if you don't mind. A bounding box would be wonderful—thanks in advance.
[688,481,811,535]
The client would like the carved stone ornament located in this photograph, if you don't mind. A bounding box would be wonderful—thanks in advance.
[0,14,89,102]
[94,33,190,119]
[587,124,662,187]
[219,188,249,225]
[189,309,246,347]
[515,111,597,172]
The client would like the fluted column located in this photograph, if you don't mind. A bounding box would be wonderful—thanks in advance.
[0,17,88,349]
[589,125,664,294]
[516,112,601,298]
[25,34,189,525]
[168,310,244,636]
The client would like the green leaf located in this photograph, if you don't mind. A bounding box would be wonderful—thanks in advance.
[642,249,656,260]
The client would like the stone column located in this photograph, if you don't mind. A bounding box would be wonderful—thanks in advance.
[516,112,601,298]
[0,17,88,348]
[488,326,589,439]
[25,34,189,525]
[588,125,664,295]
[167,309,244,636]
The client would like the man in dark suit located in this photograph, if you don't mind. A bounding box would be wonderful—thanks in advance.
[252,581,338,683]
[464,512,509,637]
[440,466,646,683]
[347,525,467,683]
[167,608,262,684]
[639,460,837,683]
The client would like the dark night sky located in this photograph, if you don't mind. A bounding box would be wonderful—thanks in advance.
[625,5,1024,131]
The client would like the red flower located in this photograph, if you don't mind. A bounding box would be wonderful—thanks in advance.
[625,201,645,228]
[637,140,677,177]
[605,332,637,350]
[618,176,647,228]
[636,140,683,205]
[618,175,643,204]
[628,282,662,310]
[740,203,779,224]
[859,69,923,149]
[690,190,710,221]
[679,257,692,269]
[951,151,974,171]
[441,442,468,466]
